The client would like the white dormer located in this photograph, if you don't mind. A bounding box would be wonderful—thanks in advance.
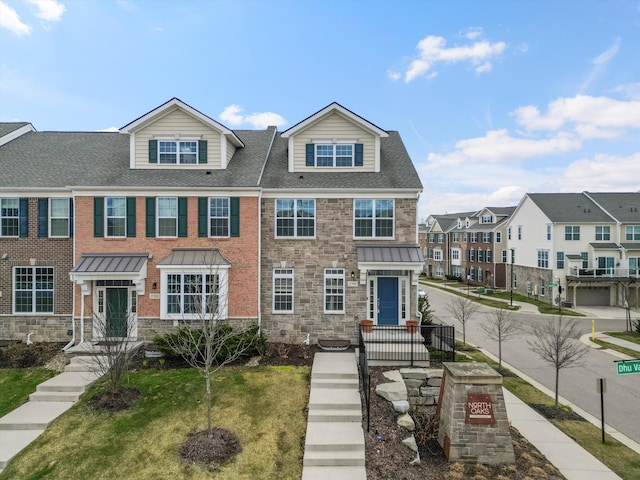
[281,102,388,173]
[465,218,471,228]
[119,98,244,170]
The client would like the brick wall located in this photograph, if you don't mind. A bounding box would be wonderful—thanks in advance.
[260,196,418,343]
[73,195,260,322]
[0,198,74,341]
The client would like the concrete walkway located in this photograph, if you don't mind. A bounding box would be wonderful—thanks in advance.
[0,356,102,474]
[302,352,366,480]
[503,389,621,480]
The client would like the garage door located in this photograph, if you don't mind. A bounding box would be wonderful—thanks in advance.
[576,286,610,306]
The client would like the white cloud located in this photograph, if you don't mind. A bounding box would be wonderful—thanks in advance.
[219,104,286,129]
[26,0,65,22]
[557,153,640,192]
[426,129,580,167]
[404,35,507,82]
[513,95,640,134]
[387,70,401,81]
[612,82,640,100]
[464,27,483,40]
[0,1,31,35]
[579,37,620,93]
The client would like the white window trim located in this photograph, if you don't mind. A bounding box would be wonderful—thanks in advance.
[157,197,178,238]
[0,198,20,238]
[353,199,395,239]
[13,266,54,315]
[433,249,442,261]
[496,232,502,243]
[159,266,229,320]
[49,198,70,238]
[93,283,138,340]
[105,197,126,238]
[272,268,294,314]
[324,268,345,314]
[313,142,355,168]
[209,197,230,238]
[157,138,200,165]
[275,198,316,239]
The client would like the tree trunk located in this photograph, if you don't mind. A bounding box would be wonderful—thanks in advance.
[498,341,502,371]
[206,371,212,436]
[554,367,560,409]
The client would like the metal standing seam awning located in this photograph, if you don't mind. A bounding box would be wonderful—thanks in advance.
[156,248,231,268]
[356,244,424,284]
[69,253,149,295]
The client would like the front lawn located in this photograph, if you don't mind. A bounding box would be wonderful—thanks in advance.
[0,365,309,480]
[0,368,58,417]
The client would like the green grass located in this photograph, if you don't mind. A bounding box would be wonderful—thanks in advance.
[591,339,640,358]
[0,366,310,480]
[420,278,585,316]
[605,331,640,345]
[0,368,58,417]
[459,346,640,480]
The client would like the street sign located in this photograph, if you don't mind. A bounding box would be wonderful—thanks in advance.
[616,360,640,375]
[548,283,558,287]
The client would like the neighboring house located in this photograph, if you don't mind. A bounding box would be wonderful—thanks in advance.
[470,207,515,288]
[507,192,640,307]
[0,99,423,344]
[1,123,75,342]
[259,103,424,342]
[423,214,462,279]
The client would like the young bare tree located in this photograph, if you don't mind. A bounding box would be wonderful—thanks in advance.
[481,305,521,372]
[448,295,481,346]
[89,297,137,400]
[528,316,589,409]
[161,267,261,437]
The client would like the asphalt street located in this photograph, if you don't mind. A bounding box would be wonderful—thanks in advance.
[423,284,640,445]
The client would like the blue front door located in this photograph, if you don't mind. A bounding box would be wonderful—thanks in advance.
[377,278,398,325]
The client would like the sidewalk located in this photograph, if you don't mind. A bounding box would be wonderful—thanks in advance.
[585,332,640,355]
[503,388,621,480]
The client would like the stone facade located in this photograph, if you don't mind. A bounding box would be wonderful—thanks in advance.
[260,196,419,343]
[438,362,515,465]
[400,368,442,411]
[511,264,554,301]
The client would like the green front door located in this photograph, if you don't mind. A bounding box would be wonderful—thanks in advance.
[105,288,128,337]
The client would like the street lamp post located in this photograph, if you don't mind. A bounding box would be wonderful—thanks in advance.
[510,248,515,307]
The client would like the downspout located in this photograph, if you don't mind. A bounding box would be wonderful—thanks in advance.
[63,195,77,351]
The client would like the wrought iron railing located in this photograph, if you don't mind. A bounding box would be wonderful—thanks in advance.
[359,324,455,366]
[358,328,371,432]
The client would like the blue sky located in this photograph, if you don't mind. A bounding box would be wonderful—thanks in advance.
[1,0,639,220]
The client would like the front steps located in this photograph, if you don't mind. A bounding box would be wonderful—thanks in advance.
[0,351,103,473]
[302,352,366,480]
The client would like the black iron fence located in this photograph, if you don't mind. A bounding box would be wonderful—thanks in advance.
[358,329,371,432]
[359,323,455,366]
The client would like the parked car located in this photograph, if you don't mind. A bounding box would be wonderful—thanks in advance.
[418,287,426,298]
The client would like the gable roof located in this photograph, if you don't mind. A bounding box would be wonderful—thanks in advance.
[0,128,275,189]
[0,122,35,147]
[281,102,388,139]
[526,193,614,223]
[119,97,244,148]
[259,130,421,190]
[483,206,516,217]
[584,192,640,223]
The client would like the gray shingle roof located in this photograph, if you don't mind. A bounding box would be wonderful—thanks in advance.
[0,122,29,137]
[527,193,614,223]
[585,192,640,223]
[259,131,422,190]
[0,129,275,189]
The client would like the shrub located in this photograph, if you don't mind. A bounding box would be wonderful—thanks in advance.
[155,324,266,364]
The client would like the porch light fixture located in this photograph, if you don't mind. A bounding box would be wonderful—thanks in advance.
[1,253,7,260]
[152,282,157,290]
[351,271,356,279]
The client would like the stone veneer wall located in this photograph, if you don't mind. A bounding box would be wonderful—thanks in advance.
[0,315,73,343]
[260,197,419,343]
[400,368,442,411]
[438,362,515,465]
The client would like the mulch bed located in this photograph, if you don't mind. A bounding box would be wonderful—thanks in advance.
[364,367,566,480]
[87,387,140,412]
[0,342,66,368]
[179,428,241,471]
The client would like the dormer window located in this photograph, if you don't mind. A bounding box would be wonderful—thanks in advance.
[159,141,197,164]
[306,142,363,168]
[149,139,208,165]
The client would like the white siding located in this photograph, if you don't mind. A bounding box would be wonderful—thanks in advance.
[133,108,223,169]
[292,112,376,172]
[507,197,551,268]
